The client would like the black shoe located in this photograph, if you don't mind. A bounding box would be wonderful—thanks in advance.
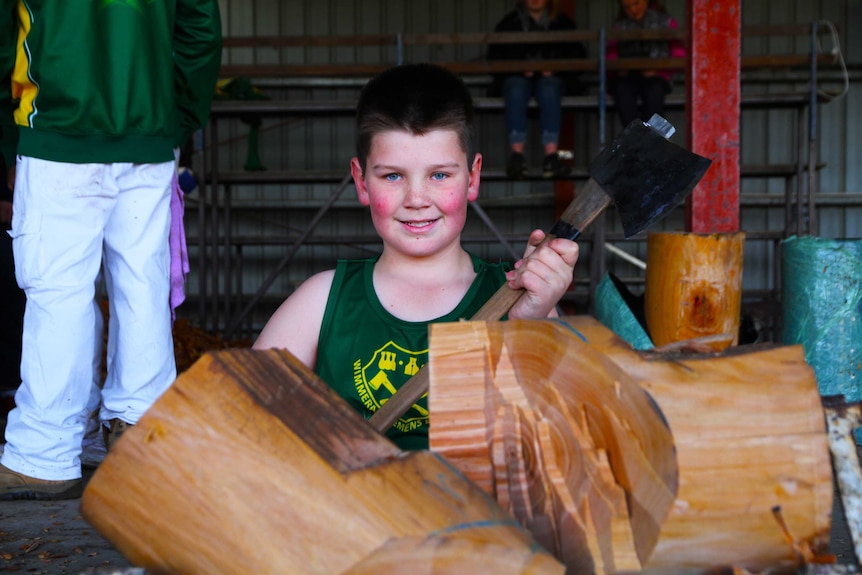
[505,152,528,179]
[103,418,133,451]
[542,152,571,178]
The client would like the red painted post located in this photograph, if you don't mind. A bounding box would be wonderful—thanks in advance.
[685,0,740,232]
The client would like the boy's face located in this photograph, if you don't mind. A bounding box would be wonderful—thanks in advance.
[351,129,481,260]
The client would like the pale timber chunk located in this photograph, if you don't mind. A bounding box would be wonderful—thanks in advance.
[429,318,678,573]
[81,348,564,575]
[428,317,832,575]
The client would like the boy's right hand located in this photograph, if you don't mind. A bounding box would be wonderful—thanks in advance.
[506,229,579,320]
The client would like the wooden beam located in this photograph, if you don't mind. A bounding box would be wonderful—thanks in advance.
[219,25,831,49]
[218,54,835,80]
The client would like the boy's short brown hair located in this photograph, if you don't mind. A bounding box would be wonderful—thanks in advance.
[355,63,475,172]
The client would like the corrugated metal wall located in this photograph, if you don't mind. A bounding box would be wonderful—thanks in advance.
[192,0,861,335]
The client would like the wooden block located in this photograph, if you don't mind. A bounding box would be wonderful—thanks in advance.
[645,231,746,351]
[81,348,563,575]
[429,318,678,573]
[428,317,832,574]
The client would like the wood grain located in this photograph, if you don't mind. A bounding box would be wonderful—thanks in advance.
[645,231,746,350]
[427,317,832,574]
[428,318,677,574]
[80,348,564,575]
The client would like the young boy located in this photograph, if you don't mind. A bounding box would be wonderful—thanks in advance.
[253,63,579,450]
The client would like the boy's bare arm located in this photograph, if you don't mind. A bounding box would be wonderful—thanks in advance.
[506,229,579,320]
[252,269,335,368]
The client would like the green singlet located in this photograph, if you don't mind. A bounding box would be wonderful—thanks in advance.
[315,254,510,450]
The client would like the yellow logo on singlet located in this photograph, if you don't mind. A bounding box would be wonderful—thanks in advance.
[353,341,428,432]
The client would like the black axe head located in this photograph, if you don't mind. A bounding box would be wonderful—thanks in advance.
[588,115,712,239]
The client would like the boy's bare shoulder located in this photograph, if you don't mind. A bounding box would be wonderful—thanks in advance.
[277,268,336,319]
[298,268,336,293]
[251,269,336,362]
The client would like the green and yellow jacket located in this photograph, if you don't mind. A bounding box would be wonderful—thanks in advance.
[0,0,222,167]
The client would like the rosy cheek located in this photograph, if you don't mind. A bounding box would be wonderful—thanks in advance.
[437,191,467,214]
[436,193,456,212]
[375,197,405,220]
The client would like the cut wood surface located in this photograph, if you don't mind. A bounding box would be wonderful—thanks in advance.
[427,316,832,575]
[427,318,678,574]
[80,349,564,575]
[644,231,746,351]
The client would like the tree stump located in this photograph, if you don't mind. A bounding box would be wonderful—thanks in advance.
[644,231,746,351]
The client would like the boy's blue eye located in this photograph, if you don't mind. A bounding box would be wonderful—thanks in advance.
[431,172,448,181]
[384,173,401,182]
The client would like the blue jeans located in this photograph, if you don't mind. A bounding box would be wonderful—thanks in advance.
[612,73,671,128]
[501,74,564,147]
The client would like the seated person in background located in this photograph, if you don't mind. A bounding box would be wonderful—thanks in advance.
[606,0,684,128]
[253,64,579,450]
[488,0,586,179]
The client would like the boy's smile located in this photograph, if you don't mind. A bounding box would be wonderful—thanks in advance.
[352,129,481,259]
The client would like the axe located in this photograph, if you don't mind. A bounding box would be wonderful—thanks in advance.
[368,115,712,433]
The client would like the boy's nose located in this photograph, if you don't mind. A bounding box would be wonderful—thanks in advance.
[403,180,429,206]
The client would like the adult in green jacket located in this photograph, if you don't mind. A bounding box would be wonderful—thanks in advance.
[0,0,222,500]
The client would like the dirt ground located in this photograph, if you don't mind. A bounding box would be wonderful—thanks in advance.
[0,467,859,574]
[0,467,134,574]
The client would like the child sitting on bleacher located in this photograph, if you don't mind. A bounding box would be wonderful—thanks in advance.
[606,0,685,128]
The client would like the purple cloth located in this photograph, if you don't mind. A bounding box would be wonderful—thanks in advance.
[169,169,189,323]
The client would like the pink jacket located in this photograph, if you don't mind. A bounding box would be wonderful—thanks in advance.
[605,8,685,84]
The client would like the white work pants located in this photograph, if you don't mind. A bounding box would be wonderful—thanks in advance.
[2,157,176,480]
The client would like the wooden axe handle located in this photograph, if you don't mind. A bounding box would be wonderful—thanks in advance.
[369,179,612,433]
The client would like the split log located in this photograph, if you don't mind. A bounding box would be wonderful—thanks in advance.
[823,397,862,564]
[427,316,833,574]
[80,349,564,575]
[644,231,746,351]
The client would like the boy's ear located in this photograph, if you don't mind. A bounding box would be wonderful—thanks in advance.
[351,157,370,206]
[467,153,482,202]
